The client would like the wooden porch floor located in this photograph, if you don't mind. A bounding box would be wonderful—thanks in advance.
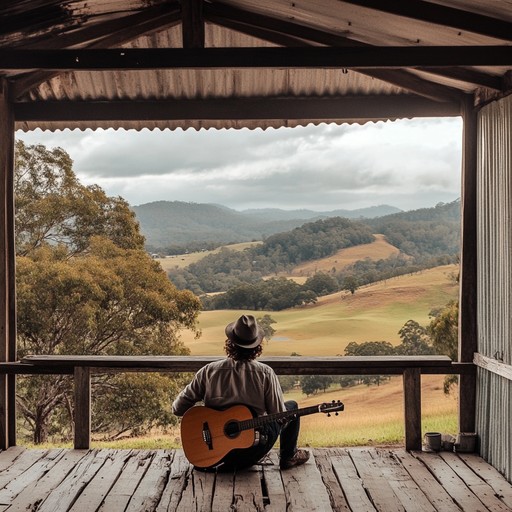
[0,447,511,511]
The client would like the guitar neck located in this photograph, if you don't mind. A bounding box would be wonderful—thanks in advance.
[237,405,322,432]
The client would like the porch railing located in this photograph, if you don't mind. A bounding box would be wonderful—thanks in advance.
[1,355,471,451]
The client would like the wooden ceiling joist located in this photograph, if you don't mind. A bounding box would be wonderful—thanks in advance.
[182,0,205,49]
[13,96,461,123]
[340,0,512,42]
[2,46,511,70]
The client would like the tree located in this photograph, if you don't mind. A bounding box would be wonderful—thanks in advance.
[257,315,276,342]
[15,142,201,443]
[342,275,359,295]
[300,375,333,396]
[344,341,394,386]
[428,300,459,392]
[396,320,434,355]
[304,272,338,295]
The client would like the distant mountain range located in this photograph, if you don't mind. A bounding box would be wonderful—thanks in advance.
[131,201,402,249]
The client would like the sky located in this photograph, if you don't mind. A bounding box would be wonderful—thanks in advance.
[15,116,463,213]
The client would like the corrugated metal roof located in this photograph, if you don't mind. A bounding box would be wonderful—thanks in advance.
[2,0,511,131]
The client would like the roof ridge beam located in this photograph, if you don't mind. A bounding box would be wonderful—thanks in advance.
[340,0,512,42]
[2,47,511,70]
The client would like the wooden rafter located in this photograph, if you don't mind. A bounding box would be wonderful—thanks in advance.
[3,3,181,50]
[11,4,182,98]
[13,96,461,123]
[206,2,504,92]
[2,46,511,70]
[340,0,512,41]
[181,0,204,49]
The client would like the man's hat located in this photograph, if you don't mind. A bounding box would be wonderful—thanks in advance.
[225,314,264,349]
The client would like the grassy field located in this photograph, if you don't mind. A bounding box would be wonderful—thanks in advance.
[181,264,459,356]
[287,234,401,283]
[156,241,262,271]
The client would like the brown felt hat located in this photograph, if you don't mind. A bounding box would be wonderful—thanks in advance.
[225,314,264,349]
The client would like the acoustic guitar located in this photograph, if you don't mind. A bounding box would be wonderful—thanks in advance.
[181,400,344,469]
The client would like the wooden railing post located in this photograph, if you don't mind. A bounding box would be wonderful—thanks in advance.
[403,368,422,451]
[74,367,91,449]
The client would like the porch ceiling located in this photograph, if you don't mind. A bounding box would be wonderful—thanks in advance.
[1,0,511,131]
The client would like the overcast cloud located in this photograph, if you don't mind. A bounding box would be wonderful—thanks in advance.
[16,117,462,212]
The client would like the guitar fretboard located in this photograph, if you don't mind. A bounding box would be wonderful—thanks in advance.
[236,405,323,432]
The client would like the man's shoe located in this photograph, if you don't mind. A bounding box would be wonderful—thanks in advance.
[280,449,310,470]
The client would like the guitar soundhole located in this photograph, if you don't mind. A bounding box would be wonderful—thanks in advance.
[224,420,240,439]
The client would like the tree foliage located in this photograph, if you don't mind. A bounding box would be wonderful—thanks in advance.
[15,141,201,443]
[396,320,434,355]
[428,300,459,393]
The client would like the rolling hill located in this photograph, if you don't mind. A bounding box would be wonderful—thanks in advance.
[179,263,459,356]
[132,201,402,249]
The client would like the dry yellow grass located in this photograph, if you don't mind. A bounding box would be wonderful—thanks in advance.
[293,375,458,447]
[156,241,262,271]
[181,264,459,356]
[287,234,401,278]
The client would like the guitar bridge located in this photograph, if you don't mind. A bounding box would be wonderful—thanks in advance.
[202,422,213,450]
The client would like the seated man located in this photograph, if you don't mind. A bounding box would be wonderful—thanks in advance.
[172,314,309,471]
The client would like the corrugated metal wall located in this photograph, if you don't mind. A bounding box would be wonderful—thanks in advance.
[477,93,512,480]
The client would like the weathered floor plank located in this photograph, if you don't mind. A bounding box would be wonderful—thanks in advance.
[414,451,489,512]
[457,453,512,510]
[313,448,351,512]
[392,449,462,512]
[0,447,509,511]
[37,449,115,512]
[330,447,376,512]
[98,450,154,512]
[280,449,334,511]
[260,451,287,511]
[125,450,173,512]
[374,448,437,512]
[8,450,89,512]
[349,448,406,512]
[69,449,134,512]
[438,452,512,512]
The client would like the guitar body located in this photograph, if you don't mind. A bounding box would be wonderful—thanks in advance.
[181,405,256,469]
[180,399,344,469]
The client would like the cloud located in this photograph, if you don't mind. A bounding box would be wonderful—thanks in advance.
[16,117,462,211]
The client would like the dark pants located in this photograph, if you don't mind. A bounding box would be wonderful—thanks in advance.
[216,400,300,472]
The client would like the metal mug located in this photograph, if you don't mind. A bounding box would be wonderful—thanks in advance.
[424,432,442,451]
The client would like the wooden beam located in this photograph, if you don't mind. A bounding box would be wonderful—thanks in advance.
[474,353,512,382]
[74,367,91,450]
[11,5,182,98]
[13,96,461,123]
[206,5,463,102]
[458,95,478,433]
[340,0,512,42]
[205,2,356,47]
[3,3,181,50]
[0,78,15,449]
[182,0,204,49]
[403,368,422,451]
[1,46,511,71]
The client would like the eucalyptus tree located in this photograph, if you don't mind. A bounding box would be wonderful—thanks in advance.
[15,141,201,443]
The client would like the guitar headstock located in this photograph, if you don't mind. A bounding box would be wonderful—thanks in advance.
[319,400,344,416]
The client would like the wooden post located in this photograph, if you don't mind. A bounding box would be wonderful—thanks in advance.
[74,367,91,449]
[403,368,422,451]
[459,95,478,433]
[0,78,16,449]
